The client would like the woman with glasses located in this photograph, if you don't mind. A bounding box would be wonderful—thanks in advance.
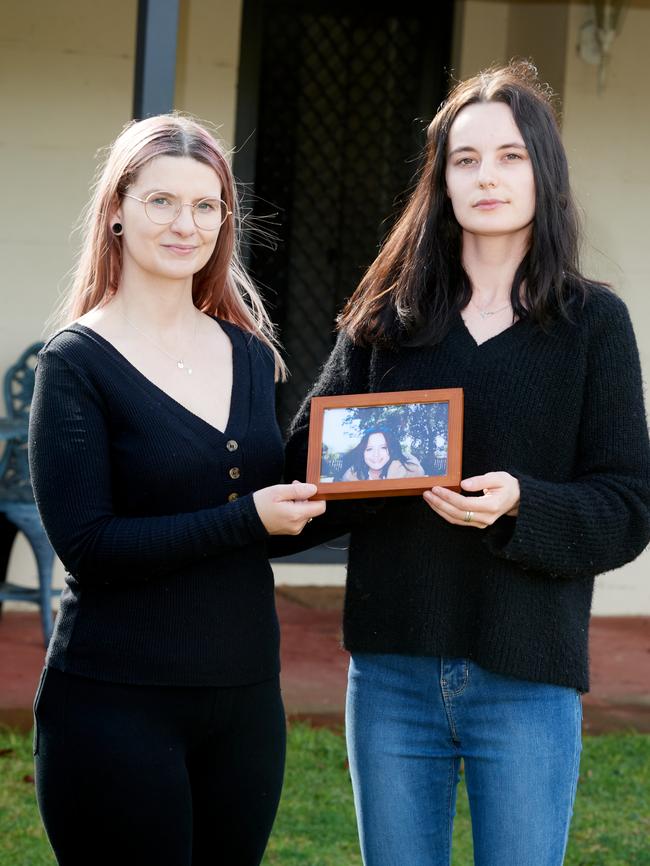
[277,63,650,865]
[28,114,324,866]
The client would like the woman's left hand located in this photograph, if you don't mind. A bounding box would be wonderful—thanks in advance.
[423,471,520,529]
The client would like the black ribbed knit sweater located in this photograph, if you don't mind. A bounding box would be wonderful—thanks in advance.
[28,319,283,687]
[280,288,650,691]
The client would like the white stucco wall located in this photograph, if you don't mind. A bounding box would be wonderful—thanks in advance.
[561,2,650,613]
[269,2,650,613]
[0,1,138,370]
[1,1,137,599]
[1,1,647,613]
[1,0,244,601]
[175,0,243,145]
[456,0,511,77]
[274,3,649,614]
[449,0,650,615]
[0,0,243,379]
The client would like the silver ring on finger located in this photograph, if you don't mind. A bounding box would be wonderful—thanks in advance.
[463,510,474,523]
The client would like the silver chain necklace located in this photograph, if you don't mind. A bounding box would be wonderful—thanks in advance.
[121,311,197,375]
[470,296,512,321]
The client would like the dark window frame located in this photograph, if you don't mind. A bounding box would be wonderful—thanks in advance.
[234,0,454,564]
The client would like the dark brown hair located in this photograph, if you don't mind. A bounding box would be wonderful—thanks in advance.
[340,427,410,481]
[339,61,595,347]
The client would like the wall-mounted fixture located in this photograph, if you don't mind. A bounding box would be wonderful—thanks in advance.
[578,0,628,91]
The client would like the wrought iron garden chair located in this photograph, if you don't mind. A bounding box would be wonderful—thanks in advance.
[0,342,59,645]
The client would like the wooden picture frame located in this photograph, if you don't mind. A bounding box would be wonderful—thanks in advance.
[306,388,463,500]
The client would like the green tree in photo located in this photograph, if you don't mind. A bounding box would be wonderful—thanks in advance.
[340,403,449,474]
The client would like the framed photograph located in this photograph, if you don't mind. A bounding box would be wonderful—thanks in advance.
[306,388,463,500]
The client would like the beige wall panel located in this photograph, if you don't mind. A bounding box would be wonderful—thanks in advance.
[175,0,243,147]
[4,1,649,612]
[562,3,650,613]
[1,1,136,595]
[563,4,650,321]
[505,2,569,101]
[1,1,137,377]
[456,0,511,78]
[455,1,569,99]
[455,1,650,612]
[1,1,243,600]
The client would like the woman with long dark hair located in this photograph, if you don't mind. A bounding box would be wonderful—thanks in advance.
[278,63,650,865]
[339,428,424,481]
[28,114,324,866]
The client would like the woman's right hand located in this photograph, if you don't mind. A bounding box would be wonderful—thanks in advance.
[253,481,326,535]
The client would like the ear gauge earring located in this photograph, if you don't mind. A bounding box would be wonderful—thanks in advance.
[112,222,123,236]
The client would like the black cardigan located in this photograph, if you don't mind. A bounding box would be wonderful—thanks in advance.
[28,319,283,687]
[279,288,650,691]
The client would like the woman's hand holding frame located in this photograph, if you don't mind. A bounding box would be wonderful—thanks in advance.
[423,471,520,528]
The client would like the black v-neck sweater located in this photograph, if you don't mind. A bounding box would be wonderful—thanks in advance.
[28,319,283,686]
[279,288,650,691]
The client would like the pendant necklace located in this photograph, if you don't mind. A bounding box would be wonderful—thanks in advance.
[121,311,198,375]
[470,296,512,320]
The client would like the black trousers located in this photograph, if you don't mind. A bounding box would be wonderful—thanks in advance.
[34,667,286,866]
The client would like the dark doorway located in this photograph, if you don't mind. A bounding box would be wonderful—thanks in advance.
[235,0,454,432]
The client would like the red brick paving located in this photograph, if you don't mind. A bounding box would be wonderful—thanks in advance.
[582,616,650,733]
[1,595,648,734]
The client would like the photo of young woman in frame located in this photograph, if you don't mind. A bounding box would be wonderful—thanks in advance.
[319,402,448,483]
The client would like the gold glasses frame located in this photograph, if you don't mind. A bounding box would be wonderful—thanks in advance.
[122,191,232,230]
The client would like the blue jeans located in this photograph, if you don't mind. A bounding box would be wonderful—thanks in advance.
[346,654,582,866]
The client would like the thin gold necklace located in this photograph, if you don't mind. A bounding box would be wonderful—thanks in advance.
[121,311,198,375]
[470,296,512,320]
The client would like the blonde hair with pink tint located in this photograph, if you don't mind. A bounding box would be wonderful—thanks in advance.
[59,114,286,379]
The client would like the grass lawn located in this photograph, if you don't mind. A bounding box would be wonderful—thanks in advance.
[1,725,648,865]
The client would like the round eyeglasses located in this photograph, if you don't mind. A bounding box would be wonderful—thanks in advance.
[122,191,232,231]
